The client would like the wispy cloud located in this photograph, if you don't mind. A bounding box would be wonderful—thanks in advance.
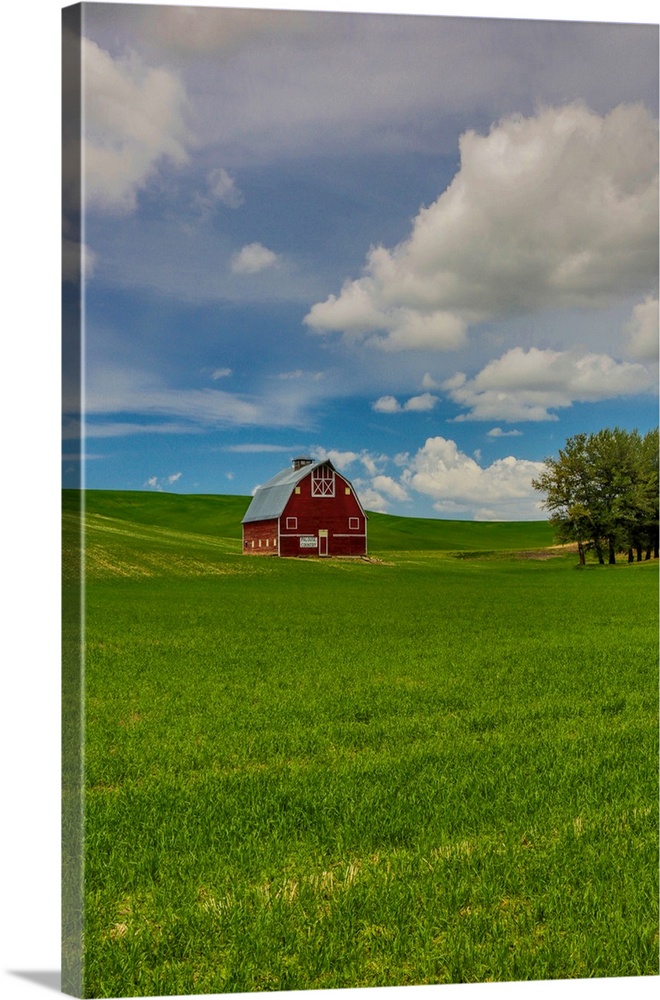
[276,370,325,381]
[222,443,300,453]
[207,167,244,209]
[80,421,204,439]
[82,366,315,429]
[144,472,183,491]
[193,169,244,221]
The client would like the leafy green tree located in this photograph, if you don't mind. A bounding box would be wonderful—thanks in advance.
[532,434,601,564]
[589,428,642,564]
[532,427,659,565]
[635,427,659,560]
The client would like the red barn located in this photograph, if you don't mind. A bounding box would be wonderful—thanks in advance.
[241,457,368,557]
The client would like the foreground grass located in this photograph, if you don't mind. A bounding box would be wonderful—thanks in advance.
[67,493,658,996]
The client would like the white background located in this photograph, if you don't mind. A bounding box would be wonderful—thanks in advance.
[1,2,657,999]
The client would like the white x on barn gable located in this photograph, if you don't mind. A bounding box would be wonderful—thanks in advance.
[311,465,335,497]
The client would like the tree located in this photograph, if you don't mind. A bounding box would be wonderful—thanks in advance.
[531,433,605,564]
[635,427,659,560]
[532,427,659,565]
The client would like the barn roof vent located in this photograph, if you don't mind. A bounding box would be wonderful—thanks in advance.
[292,456,314,470]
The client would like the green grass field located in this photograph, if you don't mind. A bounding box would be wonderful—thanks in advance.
[63,490,659,997]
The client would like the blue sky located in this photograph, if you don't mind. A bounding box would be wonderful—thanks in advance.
[62,1,659,520]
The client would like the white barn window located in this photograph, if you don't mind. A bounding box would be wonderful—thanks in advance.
[312,465,335,497]
[349,517,359,530]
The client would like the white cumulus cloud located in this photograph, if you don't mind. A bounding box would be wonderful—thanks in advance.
[623,296,659,361]
[443,347,655,422]
[401,436,545,520]
[372,395,402,413]
[404,393,438,412]
[81,38,190,213]
[310,448,389,478]
[305,103,658,350]
[310,447,359,470]
[231,242,280,274]
[372,392,438,413]
[355,486,390,513]
[371,475,410,503]
[487,427,523,438]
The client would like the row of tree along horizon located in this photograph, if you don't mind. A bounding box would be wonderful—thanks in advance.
[532,427,659,566]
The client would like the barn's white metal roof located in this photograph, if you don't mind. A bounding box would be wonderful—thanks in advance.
[241,459,334,523]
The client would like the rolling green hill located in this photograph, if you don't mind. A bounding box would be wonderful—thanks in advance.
[63,488,248,540]
[365,509,554,552]
[63,489,555,553]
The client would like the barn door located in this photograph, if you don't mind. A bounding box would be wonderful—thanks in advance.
[318,529,328,556]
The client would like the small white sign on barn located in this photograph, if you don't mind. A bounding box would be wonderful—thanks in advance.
[299,536,318,548]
